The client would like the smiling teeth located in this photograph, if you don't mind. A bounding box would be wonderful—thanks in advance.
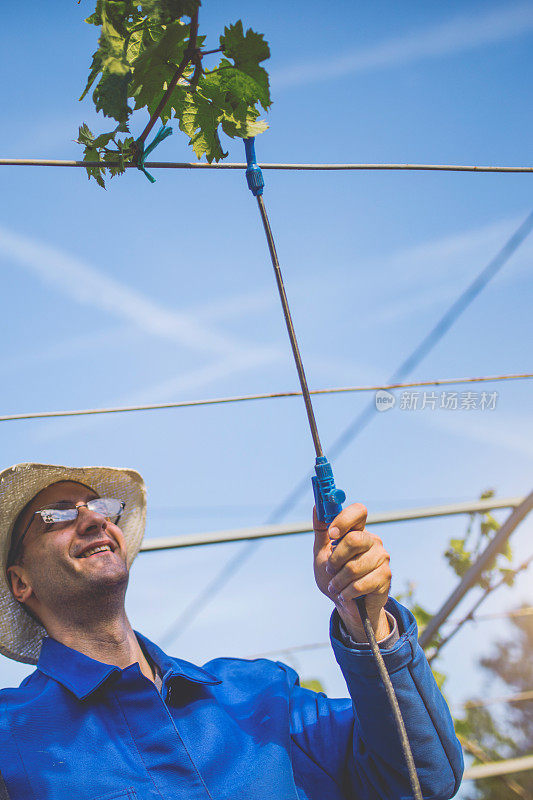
[80,545,111,558]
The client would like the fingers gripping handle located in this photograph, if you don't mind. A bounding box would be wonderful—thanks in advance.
[312,456,346,526]
[314,460,369,610]
[314,459,369,609]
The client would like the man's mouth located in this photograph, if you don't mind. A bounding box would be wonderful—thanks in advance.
[77,544,113,558]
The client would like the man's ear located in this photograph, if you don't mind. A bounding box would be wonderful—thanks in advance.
[7,565,33,604]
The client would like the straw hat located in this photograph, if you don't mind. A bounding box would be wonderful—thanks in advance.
[0,463,147,665]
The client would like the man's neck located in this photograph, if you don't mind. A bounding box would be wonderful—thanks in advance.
[43,612,156,683]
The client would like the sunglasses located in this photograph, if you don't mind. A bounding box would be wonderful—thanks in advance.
[8,498,125,568]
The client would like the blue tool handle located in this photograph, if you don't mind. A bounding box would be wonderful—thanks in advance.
[244,137,264,196]
[312,455,346,527]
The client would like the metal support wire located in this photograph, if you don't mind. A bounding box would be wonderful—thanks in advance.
[1,159,533,172]
[1,373,529,424]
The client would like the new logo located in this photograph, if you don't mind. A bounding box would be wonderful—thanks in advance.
[375,390,396,412]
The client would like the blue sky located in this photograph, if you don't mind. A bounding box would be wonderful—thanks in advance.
[1,2,532,787]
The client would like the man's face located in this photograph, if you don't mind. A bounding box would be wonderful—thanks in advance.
[7,480,129,621]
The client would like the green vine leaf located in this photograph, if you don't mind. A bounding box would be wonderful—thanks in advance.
[480,513,499,538]
[300,678,326,694]
[76,123,135,188]
[129,21,189,116]
[177,90,228,161]
[77,1,271,187]
[498,567,517,587]
[77,124,106,188]
[444,537,473,579]
[410,602,433,631]
[219,20,270,110]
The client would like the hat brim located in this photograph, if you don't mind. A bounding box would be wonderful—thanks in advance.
[0,463,146,664]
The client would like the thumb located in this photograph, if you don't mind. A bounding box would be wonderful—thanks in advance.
[313,506,331,555]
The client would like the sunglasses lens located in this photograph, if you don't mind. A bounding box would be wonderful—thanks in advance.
[88,498,124,522]
[40,508,77,524]
[38,499,124,526]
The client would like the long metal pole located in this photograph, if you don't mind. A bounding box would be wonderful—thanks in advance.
[463,755,533,781]
[419,491,533,648]
[139,496,525,552]
[256,195,323,457]
[457,690,533,711]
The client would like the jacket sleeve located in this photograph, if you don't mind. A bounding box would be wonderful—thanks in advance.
[285,598,463,800]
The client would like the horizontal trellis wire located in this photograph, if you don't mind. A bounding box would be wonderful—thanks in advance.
[1,159,533,172]
[0,372,529,424]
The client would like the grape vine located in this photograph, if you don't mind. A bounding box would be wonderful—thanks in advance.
[77,1,271,187]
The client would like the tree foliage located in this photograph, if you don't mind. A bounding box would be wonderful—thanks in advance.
[395,490,531,796]
[443,490,514,590]
[396,490,518,657]
[77,1,271,186]
[458,611,533,799]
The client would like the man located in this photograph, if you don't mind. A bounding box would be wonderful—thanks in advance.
[0,462,463,800]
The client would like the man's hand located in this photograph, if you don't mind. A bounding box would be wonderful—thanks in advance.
[313,503,392,642]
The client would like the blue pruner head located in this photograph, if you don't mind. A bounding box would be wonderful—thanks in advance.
[312,456,346,526]
[244,137,264,196]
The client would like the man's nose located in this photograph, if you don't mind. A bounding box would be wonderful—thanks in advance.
[75,504,108,533]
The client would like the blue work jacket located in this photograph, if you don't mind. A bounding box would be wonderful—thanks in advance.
[0,599,463,800]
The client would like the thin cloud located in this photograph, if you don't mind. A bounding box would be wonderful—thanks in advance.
[273,4,533,89]
[299,214,531,331]
[0,325,131,373]
[187,289,275,324]
[369,215,531,324]
[424,407,533,458]
[115,350,279,406]
[35,349,280,442]
[0,225,260,359]
[0,224,284,442]
[3,111,87,158]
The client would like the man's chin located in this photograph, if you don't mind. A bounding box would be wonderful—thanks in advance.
[76,561,130,590]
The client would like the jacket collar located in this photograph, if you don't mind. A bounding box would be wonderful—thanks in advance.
[37,631,221,700]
